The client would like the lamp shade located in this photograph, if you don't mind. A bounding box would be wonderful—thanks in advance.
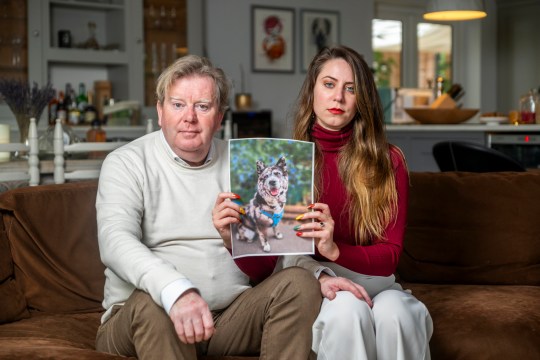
[424,0,487,21]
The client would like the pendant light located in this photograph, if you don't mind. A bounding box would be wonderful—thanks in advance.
[423,0,487,21]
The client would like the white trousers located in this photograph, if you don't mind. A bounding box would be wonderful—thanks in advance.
[312,262,433,360]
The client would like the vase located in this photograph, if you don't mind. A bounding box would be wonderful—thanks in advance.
[13,113,32,158]
[15,113,30,145]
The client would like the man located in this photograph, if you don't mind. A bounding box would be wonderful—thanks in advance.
[95,55,321,359]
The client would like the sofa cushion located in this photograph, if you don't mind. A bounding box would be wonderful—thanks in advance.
[0,312,134,359]
[0,213,29,324]
[400,172,540,285]
[0,181,105,313]
[403,282,540,360]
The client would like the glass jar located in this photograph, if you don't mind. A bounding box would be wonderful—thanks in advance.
[519,89,538,124]
[38,120,80,158]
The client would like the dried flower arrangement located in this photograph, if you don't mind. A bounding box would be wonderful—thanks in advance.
[0,79,55,143]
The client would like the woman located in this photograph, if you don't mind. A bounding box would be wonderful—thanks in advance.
[212,45,433,359]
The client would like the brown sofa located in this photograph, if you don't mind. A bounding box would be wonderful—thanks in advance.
[0,172,539,359]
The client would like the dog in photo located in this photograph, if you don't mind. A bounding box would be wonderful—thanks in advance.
[237,156,289,252]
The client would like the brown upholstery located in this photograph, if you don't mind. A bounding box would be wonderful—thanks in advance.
[399,171,540,285]
[0,173,539,359]
[399,171,540,360]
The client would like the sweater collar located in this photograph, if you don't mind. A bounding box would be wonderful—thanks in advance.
[311,121,354,152]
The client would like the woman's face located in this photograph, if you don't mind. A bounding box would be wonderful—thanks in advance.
[313,58,357,131]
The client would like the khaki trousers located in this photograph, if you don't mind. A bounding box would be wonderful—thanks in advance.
[96,267,321,360]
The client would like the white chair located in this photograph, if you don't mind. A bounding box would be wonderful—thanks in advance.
[53,118,155,184]
[53,119,129,184]
[0,117,40,186]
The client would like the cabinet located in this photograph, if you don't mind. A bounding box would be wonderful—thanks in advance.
[386,128,485,172]
[143,0,187,106]
[0,0,28,82]
[27,0,144,128]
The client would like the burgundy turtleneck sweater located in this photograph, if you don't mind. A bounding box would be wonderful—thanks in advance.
[234,122,409,281]
[310,122,408,276]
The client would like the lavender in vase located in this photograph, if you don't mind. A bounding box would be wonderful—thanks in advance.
[0,79,55,144]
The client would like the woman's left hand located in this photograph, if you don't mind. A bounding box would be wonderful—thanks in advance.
[295,203,339,260]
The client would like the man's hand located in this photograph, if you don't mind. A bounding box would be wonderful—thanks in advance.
[169,289,215,344]
[319,273,373,307]
[212,192,243,249]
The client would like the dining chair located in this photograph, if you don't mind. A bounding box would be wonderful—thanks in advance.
[0,117,40,186]
[53,119,128,184]
[432,140,526,172]
[52,118,156,184]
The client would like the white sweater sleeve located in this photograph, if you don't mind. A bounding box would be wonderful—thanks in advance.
[96,148,188,308]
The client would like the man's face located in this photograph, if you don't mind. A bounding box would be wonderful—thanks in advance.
[157,75,223,166]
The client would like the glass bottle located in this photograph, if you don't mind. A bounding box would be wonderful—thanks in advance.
[76,82,88,114]
[536,87,540,124]
[48,90,59,125]
[519,89,538,124]
[38,117,80,157]
[56,91,68,124]
[83,90,98,125]
[84,21,100,50]
[68,95,80,126]
[86,119,106,142]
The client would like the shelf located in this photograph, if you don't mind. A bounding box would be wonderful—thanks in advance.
[45,47,127,65]
[50,0,124,11]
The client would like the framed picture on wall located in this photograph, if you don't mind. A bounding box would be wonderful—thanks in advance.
[252,6,295,73]
[301,9,340,72]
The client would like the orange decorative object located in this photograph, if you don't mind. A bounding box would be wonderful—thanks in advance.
[262,15,286,60]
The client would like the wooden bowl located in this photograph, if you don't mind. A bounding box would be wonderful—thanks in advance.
[404,108,479,124]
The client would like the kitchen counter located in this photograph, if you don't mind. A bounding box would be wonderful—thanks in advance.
[386,123,540,132]
[385,123,540,171]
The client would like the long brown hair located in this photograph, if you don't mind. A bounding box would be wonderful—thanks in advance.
[293,45,402,245]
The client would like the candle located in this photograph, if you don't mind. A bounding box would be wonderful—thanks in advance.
[0,124,10,162]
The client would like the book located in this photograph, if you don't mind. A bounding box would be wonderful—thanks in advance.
[229,138,315,259]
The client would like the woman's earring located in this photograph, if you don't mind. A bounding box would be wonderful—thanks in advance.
[311,113,315,119]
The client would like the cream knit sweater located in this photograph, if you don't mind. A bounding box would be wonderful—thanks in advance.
[96,131,249,322]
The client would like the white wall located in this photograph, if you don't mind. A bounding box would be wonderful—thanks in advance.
[202,0,374,138]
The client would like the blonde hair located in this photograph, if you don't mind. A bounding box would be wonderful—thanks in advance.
[155,55,230,113]
[293,45,403,245]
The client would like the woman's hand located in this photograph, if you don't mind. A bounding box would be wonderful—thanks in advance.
[212,192,243,249]
[295,203,339,260]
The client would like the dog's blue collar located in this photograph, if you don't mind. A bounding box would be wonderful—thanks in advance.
[260,209,284,227]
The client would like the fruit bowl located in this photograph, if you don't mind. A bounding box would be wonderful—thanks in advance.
[404,108,479,124]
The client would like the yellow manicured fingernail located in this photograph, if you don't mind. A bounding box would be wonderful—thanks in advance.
[240,207,246,215]
[295,214,304,220]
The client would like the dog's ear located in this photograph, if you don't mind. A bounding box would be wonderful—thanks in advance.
[256,160,265,175]
[276,156,288,175]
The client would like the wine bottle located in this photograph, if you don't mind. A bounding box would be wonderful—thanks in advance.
[48,90,59,125]
[83,90,98,125]
[56,91,67,123]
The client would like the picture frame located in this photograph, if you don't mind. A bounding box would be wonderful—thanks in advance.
[300,9,340,72]
[251,6,295,73]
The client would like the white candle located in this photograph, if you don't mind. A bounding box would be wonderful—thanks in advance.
[0,124,10,162]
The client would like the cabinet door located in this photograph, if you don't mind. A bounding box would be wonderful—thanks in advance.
[0,0,28,82]
[387,131,485,171]
[143,0,187,106]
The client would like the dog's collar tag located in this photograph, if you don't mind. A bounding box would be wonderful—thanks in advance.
[260,209,284,227]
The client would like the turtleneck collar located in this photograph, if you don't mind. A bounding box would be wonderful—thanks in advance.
[311,121,354,152]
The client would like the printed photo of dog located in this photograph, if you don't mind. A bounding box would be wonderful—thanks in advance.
[229,138,315,258]
[237,156,289,252]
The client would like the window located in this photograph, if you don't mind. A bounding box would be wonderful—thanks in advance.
[372,19,402,89]
[372,19,452,90]
[417,23,452,90]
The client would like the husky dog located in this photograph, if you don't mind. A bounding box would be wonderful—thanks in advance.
[237,156,289,252]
